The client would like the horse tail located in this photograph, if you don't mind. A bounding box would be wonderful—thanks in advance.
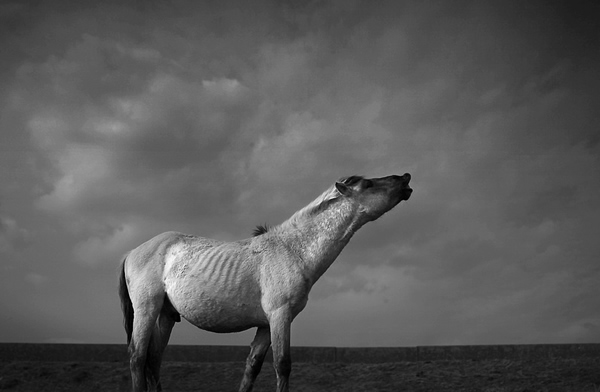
[118,254,134,345]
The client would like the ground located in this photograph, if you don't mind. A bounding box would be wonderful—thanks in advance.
[1,357,599,391]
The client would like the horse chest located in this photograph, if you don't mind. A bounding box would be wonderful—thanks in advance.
[259,267,311,316]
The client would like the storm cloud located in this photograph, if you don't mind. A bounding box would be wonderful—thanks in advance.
[1,0,599,346]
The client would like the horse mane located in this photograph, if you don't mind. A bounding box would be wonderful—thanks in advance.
[252,224,270,237]
[264,175,363,233]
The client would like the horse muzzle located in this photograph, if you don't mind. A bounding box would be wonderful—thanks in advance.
[396,173,413,201]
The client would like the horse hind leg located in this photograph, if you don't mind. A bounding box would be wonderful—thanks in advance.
[146,297,180,391]
[129,293,164,392]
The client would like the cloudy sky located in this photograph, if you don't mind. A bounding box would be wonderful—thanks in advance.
[1,1,599,347]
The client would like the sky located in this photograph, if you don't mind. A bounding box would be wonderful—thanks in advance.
[1,0,599,347]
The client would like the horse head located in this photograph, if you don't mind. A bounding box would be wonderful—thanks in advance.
[335,173,412,222]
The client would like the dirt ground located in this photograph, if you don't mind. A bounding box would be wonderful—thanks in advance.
[1,358,599,391]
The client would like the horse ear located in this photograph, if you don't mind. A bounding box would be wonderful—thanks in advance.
[335,181,353,196]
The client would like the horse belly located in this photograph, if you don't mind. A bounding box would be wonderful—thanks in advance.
[165,271,267,333]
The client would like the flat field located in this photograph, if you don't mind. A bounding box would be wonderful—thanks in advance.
[1,357,599,391]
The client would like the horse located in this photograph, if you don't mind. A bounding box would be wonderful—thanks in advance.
[118,173,412,392]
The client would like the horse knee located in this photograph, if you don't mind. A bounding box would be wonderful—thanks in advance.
[244,353,261,376]
[274,356,291,378]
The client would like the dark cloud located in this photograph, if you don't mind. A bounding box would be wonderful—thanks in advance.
[0,0,598,346]
[0,214,31,252]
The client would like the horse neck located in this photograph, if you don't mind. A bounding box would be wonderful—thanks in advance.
[277,200,362,284]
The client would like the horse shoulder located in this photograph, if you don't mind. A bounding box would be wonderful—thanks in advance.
[257,242,311,314]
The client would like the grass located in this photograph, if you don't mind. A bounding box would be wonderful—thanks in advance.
[0,357,599,391]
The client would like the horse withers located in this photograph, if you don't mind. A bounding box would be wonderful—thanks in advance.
[119,174,412,391]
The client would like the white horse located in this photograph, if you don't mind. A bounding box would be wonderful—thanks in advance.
[119,174,412,391]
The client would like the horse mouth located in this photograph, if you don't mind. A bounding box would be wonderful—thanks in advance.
[399,173,412,201]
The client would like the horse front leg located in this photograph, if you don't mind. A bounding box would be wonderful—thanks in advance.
[239,327,271,392]
[268,307,292,392]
